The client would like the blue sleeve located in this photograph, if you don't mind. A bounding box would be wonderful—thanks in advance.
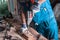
[32,11,42,24]
[45,1,58,40]
[46,0,51,5]
[49,17,58,40]
[32,1,58,40]
[46,1,58,39]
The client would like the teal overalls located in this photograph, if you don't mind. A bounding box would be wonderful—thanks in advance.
[31,0,58,40]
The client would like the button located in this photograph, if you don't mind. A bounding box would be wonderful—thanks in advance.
[44,8,47,11]
[35,23,38,25]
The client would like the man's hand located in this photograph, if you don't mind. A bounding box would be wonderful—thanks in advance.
[28,36,36,40]
[28,27,48,40]
[23,30,37,40]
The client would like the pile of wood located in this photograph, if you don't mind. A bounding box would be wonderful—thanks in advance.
[0,18,37,40]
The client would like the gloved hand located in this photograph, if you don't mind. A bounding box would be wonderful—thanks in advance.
[20,24,28,33]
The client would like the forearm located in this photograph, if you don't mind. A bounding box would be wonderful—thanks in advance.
[21,12,26,24]
[28,27,48,40]
[28,27,39,37]
[29,27,54,40]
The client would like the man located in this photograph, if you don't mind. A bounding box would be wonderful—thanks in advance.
[29,0,58,40]
[17,0,58,40]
